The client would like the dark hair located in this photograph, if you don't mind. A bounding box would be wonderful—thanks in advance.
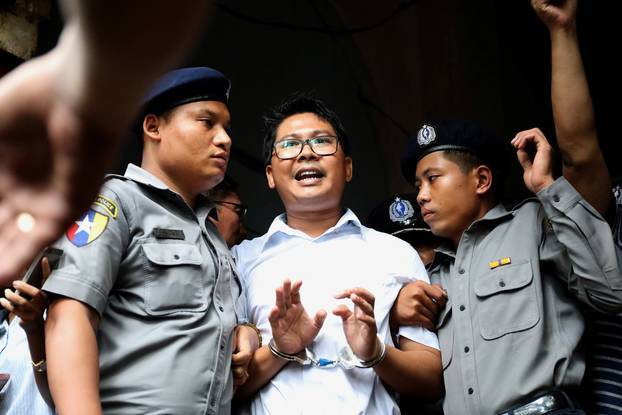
[262,91,351,165]
[205,175,239,201]
[442,150,504,199]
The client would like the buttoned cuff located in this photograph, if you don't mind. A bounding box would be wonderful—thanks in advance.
[536,177,583,218]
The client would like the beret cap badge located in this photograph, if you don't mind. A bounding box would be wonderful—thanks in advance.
[389,197,414,224]
[417,124,436,147]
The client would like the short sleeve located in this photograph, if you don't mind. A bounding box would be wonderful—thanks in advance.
[43,184,130,315]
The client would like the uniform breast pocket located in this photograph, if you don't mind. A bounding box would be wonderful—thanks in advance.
[436,302,453,370]
[142,242,207,315]
[474,259,540,340]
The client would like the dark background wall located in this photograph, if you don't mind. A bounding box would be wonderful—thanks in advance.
[39,0,621,238]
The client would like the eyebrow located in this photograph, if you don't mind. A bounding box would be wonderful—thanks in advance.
[277,129,334,141]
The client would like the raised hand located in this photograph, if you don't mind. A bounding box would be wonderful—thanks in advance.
[511,128,555,194]
[391,280,447,331]
[268,279,327,355]
[333,287,378,361]
[531,0,577,31]
[0,51,118,286]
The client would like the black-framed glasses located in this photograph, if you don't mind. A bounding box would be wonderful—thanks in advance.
[215,201,248,219]
[273,136,339,160]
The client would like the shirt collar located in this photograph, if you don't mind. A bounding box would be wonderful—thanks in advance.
[433,203,512,261]
[261,208,364,252]
[121,164,215,211]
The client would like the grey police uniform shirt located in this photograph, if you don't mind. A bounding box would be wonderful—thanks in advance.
[428,177,622,415]
[43,164,242,415]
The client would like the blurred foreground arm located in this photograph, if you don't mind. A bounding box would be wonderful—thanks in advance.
[0,0,211,284]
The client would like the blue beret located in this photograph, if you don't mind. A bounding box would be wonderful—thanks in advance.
[401,120,509,185]
[141,66,231,116]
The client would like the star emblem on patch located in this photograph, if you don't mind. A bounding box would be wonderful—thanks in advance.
[66,209,109,247]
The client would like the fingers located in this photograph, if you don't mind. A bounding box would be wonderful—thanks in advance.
[231,362,250,386]
[231,349,252,366]
[41,257,51,286]
[314,309,327,329]
[426,283,448,308]
[274,279,302,317]
[332,304,352,321]
[4,287,29,307]
[0,297,14,313]
[333,288,376,327]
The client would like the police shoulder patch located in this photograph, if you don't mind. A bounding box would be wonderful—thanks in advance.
[93,194,118,219]
[66,209,109,247]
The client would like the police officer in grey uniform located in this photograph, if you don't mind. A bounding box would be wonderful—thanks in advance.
[398,121,622,415]
[43,67,255,414]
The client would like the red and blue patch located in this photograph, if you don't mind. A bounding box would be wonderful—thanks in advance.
[66,209,109,247]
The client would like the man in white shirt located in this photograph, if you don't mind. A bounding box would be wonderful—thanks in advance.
[233,93,443,414]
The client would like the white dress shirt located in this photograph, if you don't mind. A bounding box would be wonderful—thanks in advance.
[232,209,438,415]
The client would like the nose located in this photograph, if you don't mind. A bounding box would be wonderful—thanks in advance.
[296,140,319,161]
[416,183,430,206]
[214,127,232,150]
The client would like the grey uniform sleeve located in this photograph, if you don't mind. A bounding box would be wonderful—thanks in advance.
[43,184,131,316]
[537,177,622,313]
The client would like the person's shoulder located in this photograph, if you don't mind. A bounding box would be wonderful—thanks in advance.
[231,233,270,271]
[509,197,542,220]
[361,226,418,256]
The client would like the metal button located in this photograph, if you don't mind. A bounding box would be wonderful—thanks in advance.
[553,194,560,202]
[468,387,474,395]
[464,346,470,353]
[218,305,224,312]
[173,254,180,260]
[459,305,465,311]
[458,268,465,275]
[498,280,506,287]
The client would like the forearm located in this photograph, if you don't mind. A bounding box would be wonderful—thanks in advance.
[550,25,611,213]
[374,343,443,400]
[25,327,53,407]
[56,0,211,134]
[46,300,102,415]
[234,345,288,399]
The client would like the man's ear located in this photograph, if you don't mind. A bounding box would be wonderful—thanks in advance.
[344,156,353,183]
[266,164,275,189]
[474,165,493,195]
[143,114,162,143]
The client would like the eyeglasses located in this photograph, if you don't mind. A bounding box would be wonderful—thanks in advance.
[214,200,247,219]
[273,136,339,160]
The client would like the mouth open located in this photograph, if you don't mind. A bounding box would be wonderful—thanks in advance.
[295,168,325,184]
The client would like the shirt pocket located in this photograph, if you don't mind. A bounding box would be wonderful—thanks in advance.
[474,259,540,340]
[436,301,453,370]
[142,242,207,315]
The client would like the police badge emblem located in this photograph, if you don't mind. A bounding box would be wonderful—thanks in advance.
[389,197,414,223]
[417,124,436,146]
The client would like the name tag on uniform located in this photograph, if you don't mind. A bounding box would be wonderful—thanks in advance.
[153,228,185,240]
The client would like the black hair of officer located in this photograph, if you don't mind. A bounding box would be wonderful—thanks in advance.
[401,120,511,200]
[262,91,351,165]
